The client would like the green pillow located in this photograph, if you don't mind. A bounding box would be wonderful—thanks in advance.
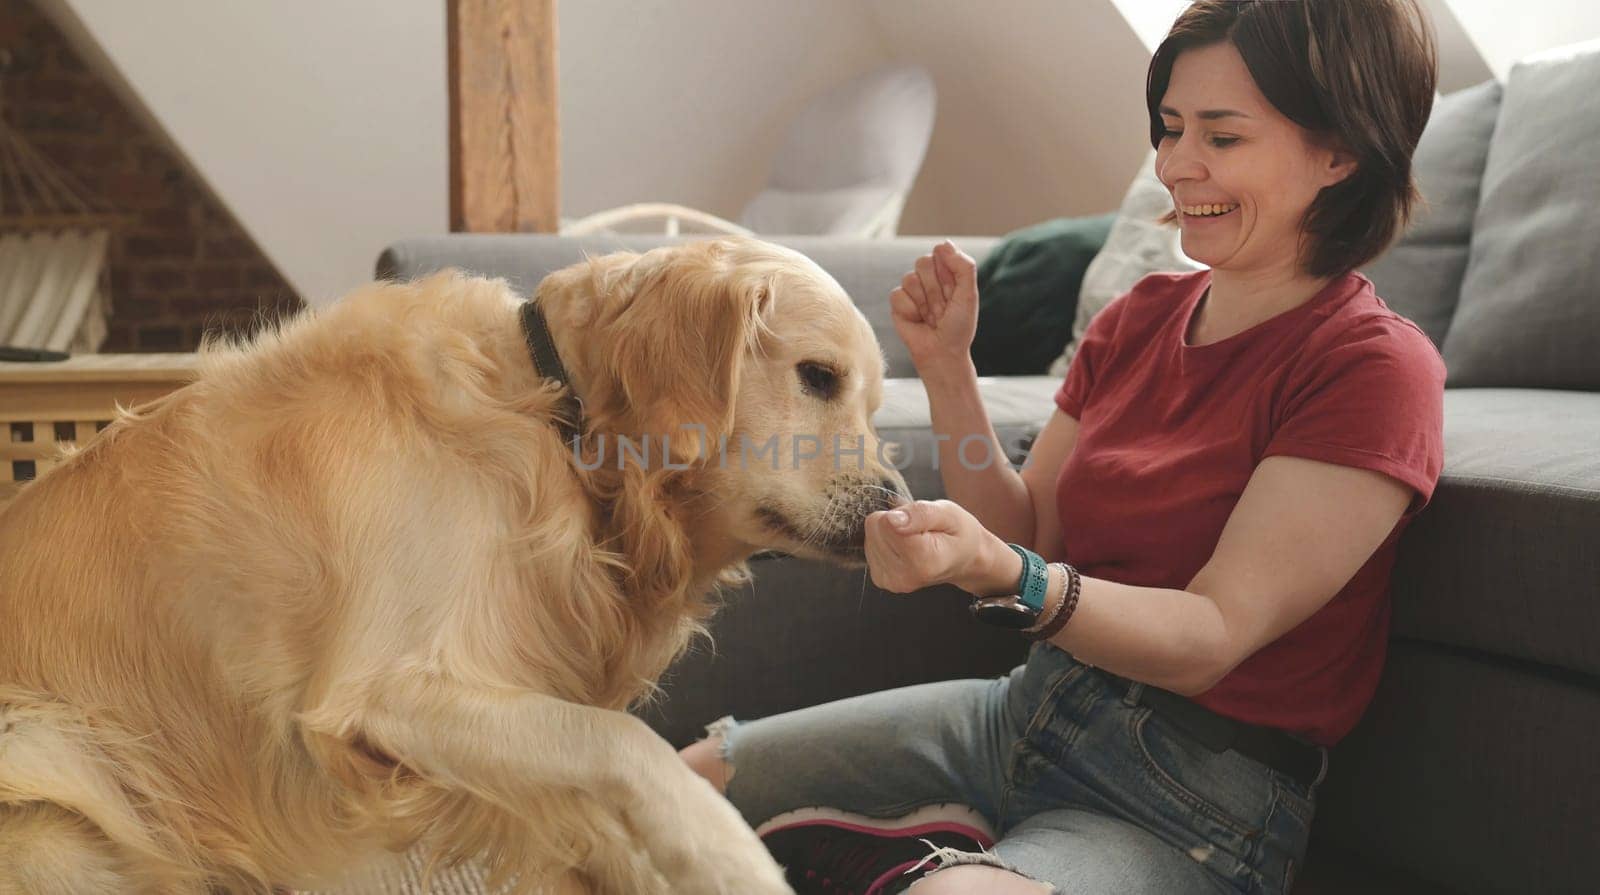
[970,213,1115,375]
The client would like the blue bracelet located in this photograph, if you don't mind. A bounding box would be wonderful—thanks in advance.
[1007,543,1049,612]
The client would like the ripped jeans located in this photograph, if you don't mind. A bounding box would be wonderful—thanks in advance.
[711,643,1325,894]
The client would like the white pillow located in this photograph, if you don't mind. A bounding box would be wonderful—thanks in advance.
[1048,149,1204,376]
[739,184,900,237]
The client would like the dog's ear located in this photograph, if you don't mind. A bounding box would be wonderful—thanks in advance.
[598,241,775,464]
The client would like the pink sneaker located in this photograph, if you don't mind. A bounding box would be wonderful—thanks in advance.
[755,803,997,895]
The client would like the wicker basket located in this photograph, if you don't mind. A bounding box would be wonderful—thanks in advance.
[0,352,198,504]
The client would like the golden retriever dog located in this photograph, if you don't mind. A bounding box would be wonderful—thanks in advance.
[0,237,910,894]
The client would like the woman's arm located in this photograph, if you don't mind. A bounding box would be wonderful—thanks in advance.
[920,366,1078,555]
[869,453,1412,695]
[891,242,1078,554]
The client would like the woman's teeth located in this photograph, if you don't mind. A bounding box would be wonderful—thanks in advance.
[1181,203,1239,217]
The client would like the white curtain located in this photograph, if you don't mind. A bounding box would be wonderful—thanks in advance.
[0,228,110,352]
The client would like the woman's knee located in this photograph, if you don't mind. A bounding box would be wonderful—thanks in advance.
[908,864,1054,894]
[678,734,734,794]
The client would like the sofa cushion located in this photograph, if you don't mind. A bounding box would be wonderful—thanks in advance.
[971,214,1115,376]
[1315,642,1600,895]
[377,234,999,381]
[1361,79,1501,348]
[1442,42,1600,388]
[1391,389,1600,678]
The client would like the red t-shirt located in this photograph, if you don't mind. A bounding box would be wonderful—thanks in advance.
[1053,268,1446,745]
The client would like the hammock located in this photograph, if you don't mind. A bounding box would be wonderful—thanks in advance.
[0,228,109,351]
[0,75,115,354]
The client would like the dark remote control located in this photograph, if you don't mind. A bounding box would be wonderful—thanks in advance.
[0,346,71,362]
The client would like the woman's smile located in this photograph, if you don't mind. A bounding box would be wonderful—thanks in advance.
[1178,203,1240,225]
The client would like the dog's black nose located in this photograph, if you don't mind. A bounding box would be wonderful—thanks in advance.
[875,476,911,511]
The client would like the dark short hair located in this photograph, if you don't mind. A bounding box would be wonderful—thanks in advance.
[1146,0,1438,278]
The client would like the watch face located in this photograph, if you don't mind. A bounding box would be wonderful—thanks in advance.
[970,597,1039,630]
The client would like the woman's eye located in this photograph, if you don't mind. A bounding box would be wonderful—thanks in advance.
[1160,128,1237,148]
[797,362,839,399]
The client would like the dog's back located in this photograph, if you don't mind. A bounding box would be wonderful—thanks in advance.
[0,366,391,892]
[0,275,536,892]
[0,258,812,895]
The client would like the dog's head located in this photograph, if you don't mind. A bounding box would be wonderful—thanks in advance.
[542,238,910,566]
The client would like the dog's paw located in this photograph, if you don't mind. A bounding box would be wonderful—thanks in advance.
[677,854,793,895]
[652,829,791,895]
[627,763,794,894]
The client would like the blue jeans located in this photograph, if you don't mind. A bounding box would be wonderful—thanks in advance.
[713,643,1326,894]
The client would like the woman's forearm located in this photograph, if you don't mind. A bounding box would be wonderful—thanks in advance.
[920,359,1037,546]
[917,361,1226,690]
[1049,573,1230,695]
[963,541,1229,695]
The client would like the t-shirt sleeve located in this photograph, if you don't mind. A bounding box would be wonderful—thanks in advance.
[1055,292,1130,420]
[1261,323,1447,516]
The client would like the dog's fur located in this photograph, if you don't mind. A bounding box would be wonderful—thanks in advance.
[0,238,909,894]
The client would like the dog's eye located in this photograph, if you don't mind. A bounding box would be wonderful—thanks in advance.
[796,361,839,400]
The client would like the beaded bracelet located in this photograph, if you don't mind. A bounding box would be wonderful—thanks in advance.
[1018,564,1065,638]
[1023,561,1082,642]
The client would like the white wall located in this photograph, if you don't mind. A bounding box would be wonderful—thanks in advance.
[559,1,887,222]
[559,1,1152,237]
[46,0,448,308]
[41,1,1152,305]
[867,0,1153,236]
[1418,0,1497,91]
[37,1,1568,309]
[1108,0,1495,94]
[1446,0,1600,80]
[1106,0,1191,51]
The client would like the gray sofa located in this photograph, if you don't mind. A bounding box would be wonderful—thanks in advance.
[376,45,1600,895]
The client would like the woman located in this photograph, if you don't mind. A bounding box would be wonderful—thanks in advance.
[682,2,1444,892]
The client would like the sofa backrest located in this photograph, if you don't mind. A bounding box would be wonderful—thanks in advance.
[1440,39,1600,390]
[378,234,998,380]
[1361,79,1502,349]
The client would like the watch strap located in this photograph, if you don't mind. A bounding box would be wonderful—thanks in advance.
[1007,543,1049,611]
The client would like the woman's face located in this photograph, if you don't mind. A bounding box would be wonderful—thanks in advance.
[1155,42,1355,276]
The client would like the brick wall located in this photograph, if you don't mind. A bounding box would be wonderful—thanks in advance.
[1,0,302,351]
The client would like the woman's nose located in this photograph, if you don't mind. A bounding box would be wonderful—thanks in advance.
[1157,136,1206,186]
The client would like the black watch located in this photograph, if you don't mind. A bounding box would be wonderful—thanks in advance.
[970,594,1044,630]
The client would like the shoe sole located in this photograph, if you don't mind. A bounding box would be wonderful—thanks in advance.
[755,802,997,843]
[757,803,998,894]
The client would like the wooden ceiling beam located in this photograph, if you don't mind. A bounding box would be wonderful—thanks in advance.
[447,0,560,233]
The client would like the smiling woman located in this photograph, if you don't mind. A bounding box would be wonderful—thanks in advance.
[681,3,1446,894]
[1147,0,1437,282]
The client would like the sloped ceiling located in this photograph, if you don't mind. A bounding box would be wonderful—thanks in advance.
[28,1,1596,306]
[36,0,447,306]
